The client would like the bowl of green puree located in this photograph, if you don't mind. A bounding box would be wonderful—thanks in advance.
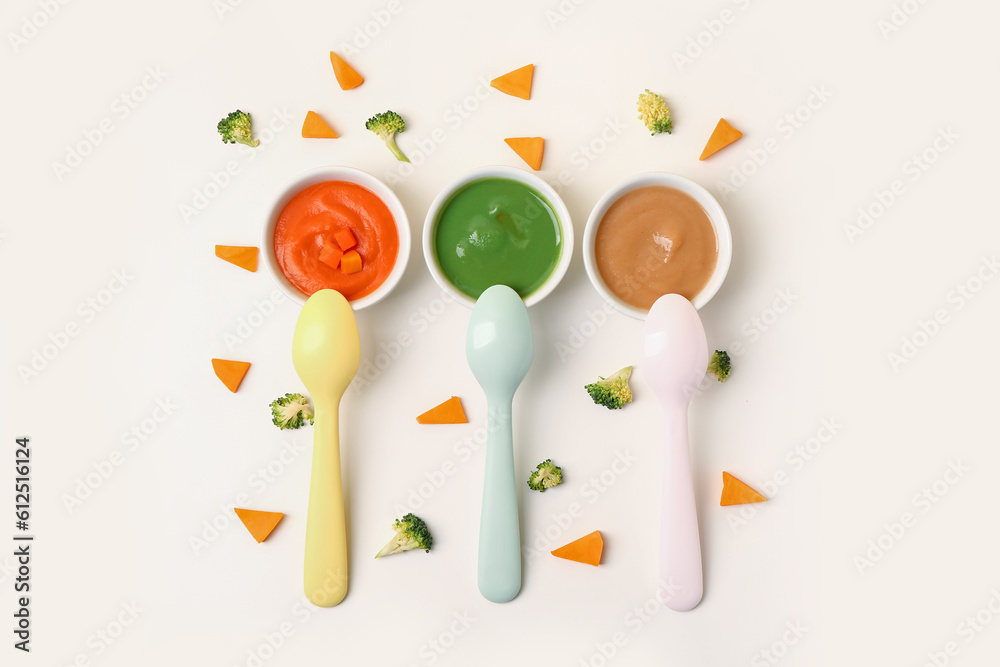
[423,166,573,307]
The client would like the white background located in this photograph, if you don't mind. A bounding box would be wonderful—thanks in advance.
[3,0,999,664]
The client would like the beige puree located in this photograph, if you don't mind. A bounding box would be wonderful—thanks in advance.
[594,185,718,310]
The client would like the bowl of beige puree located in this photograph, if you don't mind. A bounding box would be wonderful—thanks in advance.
[582,172,732,319]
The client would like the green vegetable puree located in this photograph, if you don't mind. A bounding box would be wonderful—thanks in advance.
[433,178,562,300]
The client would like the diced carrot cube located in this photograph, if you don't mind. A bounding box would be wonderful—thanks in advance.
[340,250,362,275]
[318,244,343,269]
[334,228,356,251]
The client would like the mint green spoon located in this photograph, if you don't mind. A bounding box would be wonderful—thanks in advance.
[466,285,533,603]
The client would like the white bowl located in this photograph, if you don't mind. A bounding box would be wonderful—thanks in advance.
[582,172,732,319]
[422,166,573,308]
[261,166,411,309]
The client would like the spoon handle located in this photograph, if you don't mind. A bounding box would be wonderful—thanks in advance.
[304,404,348,607]
[478,400,521,603]
[660,405,703,611]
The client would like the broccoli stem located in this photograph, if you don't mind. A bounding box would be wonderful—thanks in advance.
[375,540,401,559]
[384,137,409,162]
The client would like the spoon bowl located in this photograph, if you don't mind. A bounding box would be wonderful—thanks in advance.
[466,285,533,602]
[643,294,711,401]
[641,294,708,611]
[292,289,360,607]
[467,287,534,397]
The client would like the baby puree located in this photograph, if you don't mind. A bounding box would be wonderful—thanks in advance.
[433,177,562,300]
[274,181,399,300]
[594,185,718,310]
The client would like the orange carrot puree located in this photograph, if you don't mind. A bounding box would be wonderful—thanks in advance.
[274,181,398,300]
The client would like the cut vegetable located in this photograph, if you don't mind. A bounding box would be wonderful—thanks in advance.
[699,119,743,160]
[636,89,672,135]
[212,358,251,393]
[720,471,766,506]
[334,228,357,251]
[416,396,468,424]
[234,508,284,543]
[340,250,362,275]
[490,64,534,100]
[552,531,603,566]
[318,244,343,269]
[215,245,258,272]
[504,137,544,171]
[301,111,338,138]
[330,52,364,90]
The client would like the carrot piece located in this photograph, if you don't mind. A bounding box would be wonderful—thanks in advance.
[212,358,251,393]
[318,244,343,269]
[490,64,534,100]
[215,245,258,272]
[699,119,743,160]
[720,471,766,506]
[416,396,468,424]
[301,111,338,138]
[334,228,356,251]
[340,250,362,275]
[330,52,364,90]
[552,531,603,566]
[234,508,284,543]
[504,137,544,171]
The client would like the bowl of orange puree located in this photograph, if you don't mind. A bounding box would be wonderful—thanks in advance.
[582,172,732,319]
[261,166,411,309]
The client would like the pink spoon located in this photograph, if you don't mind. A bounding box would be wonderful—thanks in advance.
[640,294,709,611]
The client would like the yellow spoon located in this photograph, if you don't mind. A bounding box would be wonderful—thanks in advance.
[292,289,360,607]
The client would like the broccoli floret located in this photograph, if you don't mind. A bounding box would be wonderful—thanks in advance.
[217,110,259,147]
[375,513,433,558]
[269,393,314,430]
[707,350,731,382]
[527,459,563,492]
[585,366,634,410]
[365,110,409,162]
[636,90,672,135]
